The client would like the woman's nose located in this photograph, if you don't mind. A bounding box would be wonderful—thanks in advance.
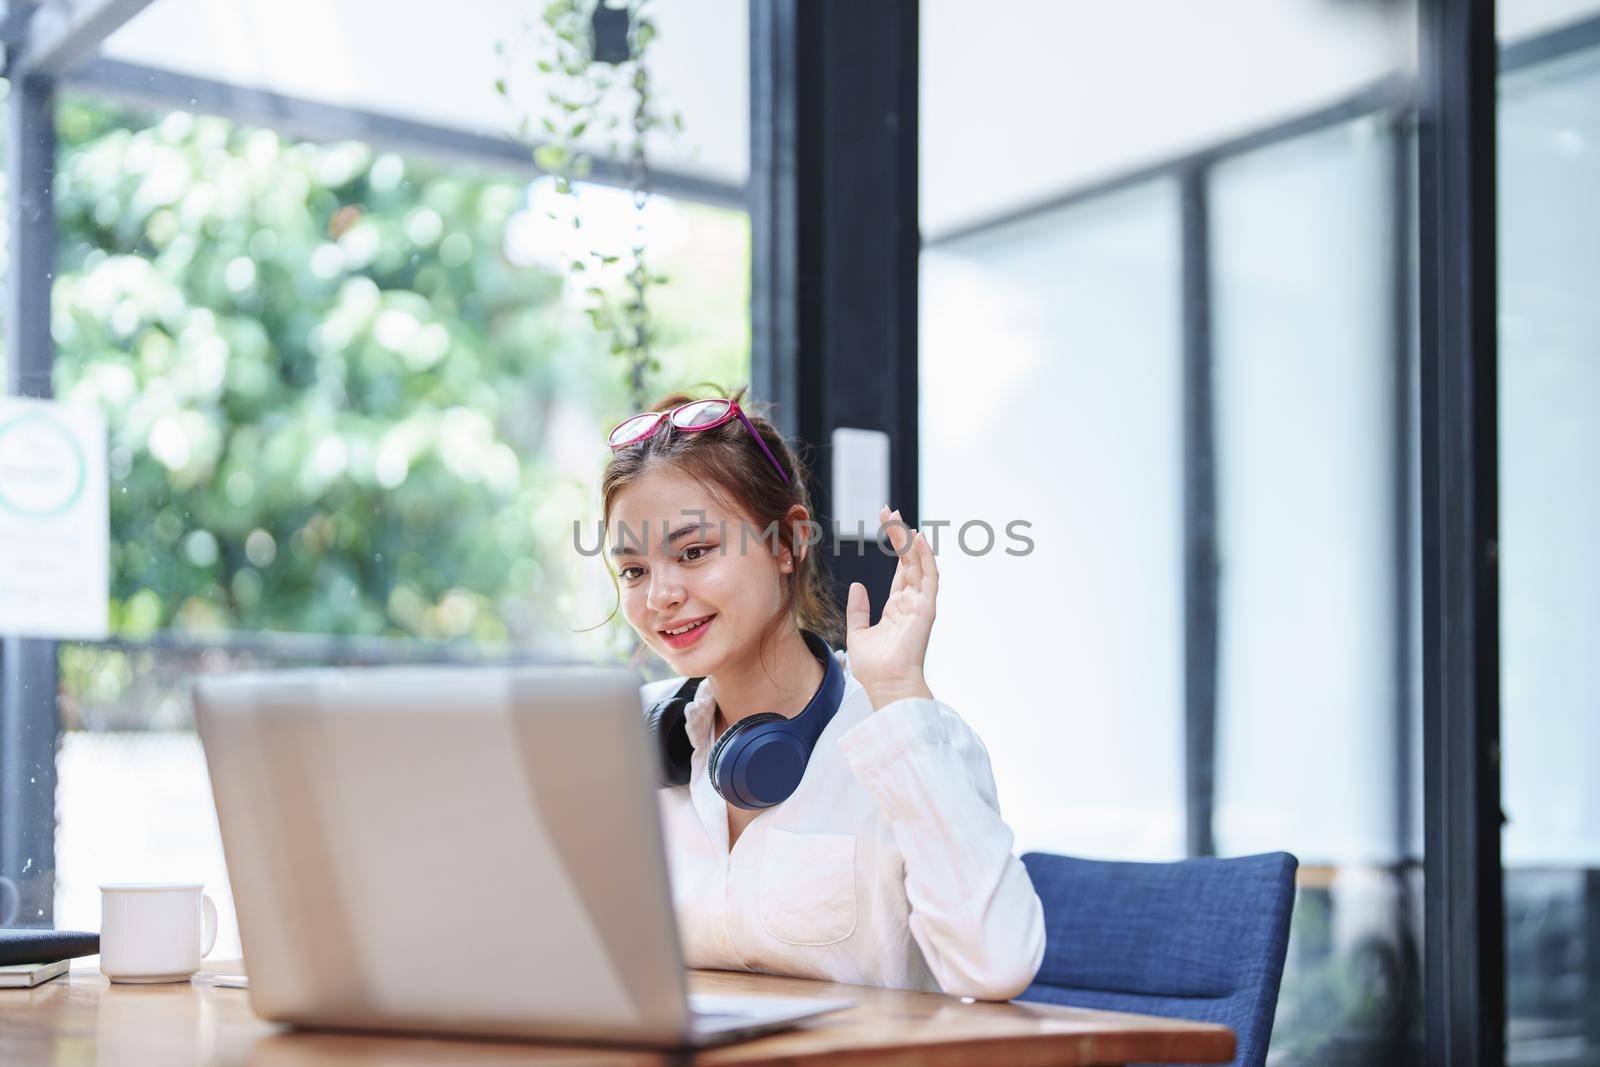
[646,574,685,614]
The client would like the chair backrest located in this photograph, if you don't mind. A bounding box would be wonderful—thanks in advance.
[1018,851,1297,1067]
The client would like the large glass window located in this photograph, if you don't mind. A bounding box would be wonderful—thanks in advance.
[44,93,749,954]
[921,3,1419,1062]
[921,182,1187,860]
[1498,24,1600,1067]
[1208,118,1420,1062]
[1211,118,1403,864]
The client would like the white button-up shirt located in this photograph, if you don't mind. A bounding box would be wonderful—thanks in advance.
[640,647,1046,1001]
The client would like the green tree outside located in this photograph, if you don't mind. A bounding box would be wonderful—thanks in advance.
[7,90,748,719]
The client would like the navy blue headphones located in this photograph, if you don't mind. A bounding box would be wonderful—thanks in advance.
[645,630,845,810]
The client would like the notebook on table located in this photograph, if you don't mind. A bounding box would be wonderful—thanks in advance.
[0,959,70,988]
[0,929,99,967]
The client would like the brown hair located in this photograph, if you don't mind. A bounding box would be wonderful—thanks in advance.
[598,385,845,656]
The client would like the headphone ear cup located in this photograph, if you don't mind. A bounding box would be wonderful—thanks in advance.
[646,696,694,787]
[707,712,787,804]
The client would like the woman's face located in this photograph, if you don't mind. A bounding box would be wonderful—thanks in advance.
[608,466,791,678]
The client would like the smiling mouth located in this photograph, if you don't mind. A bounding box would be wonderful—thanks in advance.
[659,615,715,647]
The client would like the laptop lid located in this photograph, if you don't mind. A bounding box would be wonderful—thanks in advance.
[194,664,693,1044]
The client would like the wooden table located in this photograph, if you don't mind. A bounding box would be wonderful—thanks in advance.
[0,961,1236,1066]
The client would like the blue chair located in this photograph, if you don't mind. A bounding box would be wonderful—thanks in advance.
[1018,851,1298,1067]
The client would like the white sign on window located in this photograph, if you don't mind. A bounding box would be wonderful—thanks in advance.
[0,397,109,640]
[831,427,891,539]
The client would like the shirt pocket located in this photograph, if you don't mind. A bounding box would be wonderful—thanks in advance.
[758,829,858,947]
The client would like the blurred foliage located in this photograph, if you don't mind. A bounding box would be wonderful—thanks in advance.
[25,92,747,670]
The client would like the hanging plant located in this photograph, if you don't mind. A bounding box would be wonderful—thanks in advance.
[497,0,685,411]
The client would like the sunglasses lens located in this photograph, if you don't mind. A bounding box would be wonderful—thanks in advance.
[670,399,731,430]
[608,413,661,447]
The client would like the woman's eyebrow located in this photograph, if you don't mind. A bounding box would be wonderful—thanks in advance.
[609,521,712,557]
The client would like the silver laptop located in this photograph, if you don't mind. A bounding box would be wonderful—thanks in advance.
[193,664,851,1048]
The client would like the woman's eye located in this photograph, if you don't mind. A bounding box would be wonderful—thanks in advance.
[619,566,645,582]
[682,545,713,562]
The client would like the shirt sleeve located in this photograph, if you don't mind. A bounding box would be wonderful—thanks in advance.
[835,697,1046,1001]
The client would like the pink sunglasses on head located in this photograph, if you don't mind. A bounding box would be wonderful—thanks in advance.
[607,398,790,485]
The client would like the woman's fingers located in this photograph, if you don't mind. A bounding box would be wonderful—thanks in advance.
[845,581,871,636]
[880,507,944,607]
[854,511,938,657]
[918,530,939,604]
[883,507,912,594]
[897,510,926,585]
[883,508,908,591]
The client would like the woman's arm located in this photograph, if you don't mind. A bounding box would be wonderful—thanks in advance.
[837,696,1046,1001]
[841,508,1046,1001]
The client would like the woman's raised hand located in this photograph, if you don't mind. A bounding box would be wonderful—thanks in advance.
[844,507,938,710]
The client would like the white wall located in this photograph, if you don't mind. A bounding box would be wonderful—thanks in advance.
[1500,0,1600,41]
[103,0,749,186]
[921,0,1414,237]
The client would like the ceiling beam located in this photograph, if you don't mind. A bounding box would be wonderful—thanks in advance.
[10,0,156,77]
[64,56,748,209]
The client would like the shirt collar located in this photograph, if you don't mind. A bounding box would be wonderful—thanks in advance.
[683,675,720,752]
[680,648,854,754]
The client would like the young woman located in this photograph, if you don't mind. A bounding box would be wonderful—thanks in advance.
[602,388,1044,1001]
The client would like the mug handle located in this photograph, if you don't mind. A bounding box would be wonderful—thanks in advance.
[200,894,218,958]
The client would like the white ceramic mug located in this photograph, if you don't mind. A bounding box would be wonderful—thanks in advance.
[99,883,218,984]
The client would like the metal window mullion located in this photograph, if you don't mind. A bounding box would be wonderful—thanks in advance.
[12,0,158,78]
[747,0,918,621]
[1417,1,1504,1065]
[1180,166,1217,860]
[63,58,746,209]
[1,70,62,927]
[749,0,800,437]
